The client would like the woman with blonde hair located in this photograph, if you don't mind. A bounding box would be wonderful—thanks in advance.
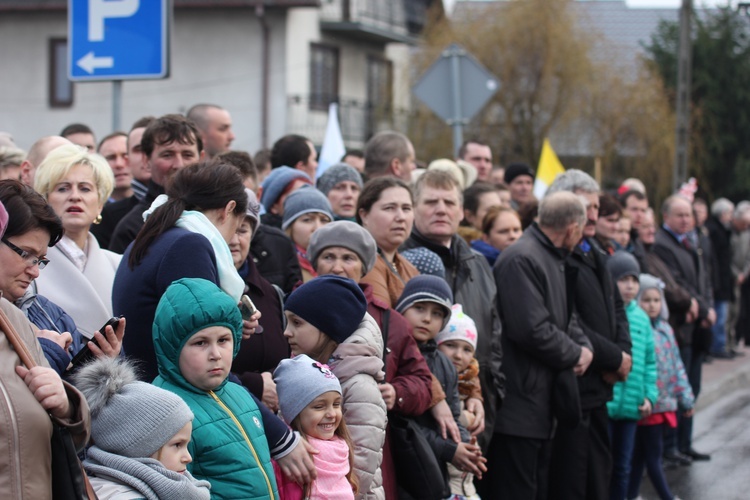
[33,143,121,339]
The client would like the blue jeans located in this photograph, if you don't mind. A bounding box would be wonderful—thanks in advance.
[608,419,638,500]
[711,300,729,353]
[628,423,675,500]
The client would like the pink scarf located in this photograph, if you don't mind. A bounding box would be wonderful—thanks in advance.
[307,436,354,500]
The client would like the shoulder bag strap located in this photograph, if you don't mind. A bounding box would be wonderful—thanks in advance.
[381,308,390,379]
[0,306,37,368]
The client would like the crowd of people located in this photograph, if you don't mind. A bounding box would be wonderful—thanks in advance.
[0,105,748,500]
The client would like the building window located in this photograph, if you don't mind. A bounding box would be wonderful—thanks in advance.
[49,38,73,108]
[367,56,393,107]
[310,43,339,111]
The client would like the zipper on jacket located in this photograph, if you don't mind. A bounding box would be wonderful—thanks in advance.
[0,377,23,496]
[209,390,275,499]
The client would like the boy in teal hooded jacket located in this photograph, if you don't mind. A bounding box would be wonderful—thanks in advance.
[152,277,279,500]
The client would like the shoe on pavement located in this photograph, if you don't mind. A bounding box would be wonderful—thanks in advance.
[664,450,692,466]
[682,448,711,461]
[731,348,746,357]
[710,351,734,359]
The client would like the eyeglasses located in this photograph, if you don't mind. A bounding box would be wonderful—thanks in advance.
[1,238,50,269]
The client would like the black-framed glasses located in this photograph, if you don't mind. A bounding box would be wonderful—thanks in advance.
[1,238,50,269]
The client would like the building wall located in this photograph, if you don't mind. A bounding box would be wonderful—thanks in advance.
[0,8,288,153]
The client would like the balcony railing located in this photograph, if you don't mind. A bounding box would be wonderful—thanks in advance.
[287,94,410,147]
[319,0,431,44]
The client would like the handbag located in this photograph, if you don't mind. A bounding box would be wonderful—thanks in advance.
[0,307,97,500]
[380,309,449,499]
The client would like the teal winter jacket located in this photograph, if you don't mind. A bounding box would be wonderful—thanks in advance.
[607,301,658,421]
[152,278,279,500]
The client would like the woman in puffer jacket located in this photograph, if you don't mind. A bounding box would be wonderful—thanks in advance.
[282,275,387,500]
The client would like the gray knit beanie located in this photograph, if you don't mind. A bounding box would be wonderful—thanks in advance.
[259,166,312,210]
[73,357,194,458]
[282,186,334,230]
[395,275,453,330]
[607,250,641,282]
[307,220,377,275]
[316,163,363,196]
[274,354,342,425]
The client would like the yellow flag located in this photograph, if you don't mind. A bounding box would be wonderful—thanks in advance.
[533,138,566,199]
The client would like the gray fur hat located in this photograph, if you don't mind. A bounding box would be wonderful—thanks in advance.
[73,357,194,458]
[307,220,378,275]
[316,163,363,196]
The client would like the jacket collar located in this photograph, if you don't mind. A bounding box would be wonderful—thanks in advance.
[528,223,569,260]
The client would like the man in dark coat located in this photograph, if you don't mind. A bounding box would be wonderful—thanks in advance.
[653,194,715,462]
[401,170,503,457]
[545,171,632,500]
[109,115,204,253]
[491,191,593,499]
[705,198,736,358]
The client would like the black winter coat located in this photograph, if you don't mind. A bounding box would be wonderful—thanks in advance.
[251,225,302,294]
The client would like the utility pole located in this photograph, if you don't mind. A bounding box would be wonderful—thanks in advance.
[674,0,693,191]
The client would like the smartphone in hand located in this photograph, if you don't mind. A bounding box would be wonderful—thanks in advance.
[67,316,121,371]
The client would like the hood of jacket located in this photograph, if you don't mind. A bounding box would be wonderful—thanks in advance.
[637,273,669,321]
[329,312,385,384]
[152,278,243,393]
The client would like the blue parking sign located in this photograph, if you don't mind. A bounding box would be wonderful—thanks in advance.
[68,0,169,81]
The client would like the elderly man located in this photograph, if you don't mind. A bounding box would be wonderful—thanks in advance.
[491,191,593,499]
[543,170,631,500]
[654,195,714,462]
[19,136,72,187]
[363,130,416,182]
[401,170,503,454]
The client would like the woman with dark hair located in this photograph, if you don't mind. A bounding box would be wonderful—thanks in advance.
[113,160,255,380]
[595,192,623,254]
[0,179,123,374]
[358,177,420,307]
[0,199,90,498]
[472,205,523,266]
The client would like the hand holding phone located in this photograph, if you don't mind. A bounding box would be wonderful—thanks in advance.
[67,316,122,371]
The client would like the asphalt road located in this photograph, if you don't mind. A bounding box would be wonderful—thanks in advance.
[639,388,750,500]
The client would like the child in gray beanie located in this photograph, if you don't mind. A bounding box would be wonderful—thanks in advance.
[273,354,357,499]
[74,357,211,500]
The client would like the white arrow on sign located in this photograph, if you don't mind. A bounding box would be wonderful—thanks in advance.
[76,51,114,74]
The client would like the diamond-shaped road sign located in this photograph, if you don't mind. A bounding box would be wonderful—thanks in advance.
[413,44,499,154]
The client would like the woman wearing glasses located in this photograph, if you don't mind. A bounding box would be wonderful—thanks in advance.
[32,144,122,340]
[0,180,123,374]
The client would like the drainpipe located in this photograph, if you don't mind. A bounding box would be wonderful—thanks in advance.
[255,3,270,149]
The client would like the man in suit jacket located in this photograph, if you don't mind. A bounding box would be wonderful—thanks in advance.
[653,194,715,462]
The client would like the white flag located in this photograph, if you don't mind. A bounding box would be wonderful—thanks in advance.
[317,103,346,179]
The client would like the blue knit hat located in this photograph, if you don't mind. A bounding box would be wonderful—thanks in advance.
[260,166,312,210]
[274,354,342,425]
[401,247,446,278]
[281,186,334,230]
[284,275,367,343]
[394,275,453,329]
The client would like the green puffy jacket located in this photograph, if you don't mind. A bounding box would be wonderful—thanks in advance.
[607,301,658,421]
[152,278,278,500]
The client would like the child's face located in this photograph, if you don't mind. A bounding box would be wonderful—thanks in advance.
[639,288,662,320]
[284,311,325,357]
[152,421,193,474]
[437,339,475,373]
[298,391,342,440]
[617,275,640,305]
[615,219,631,247]
[402,301,447,343]
[179,326,234,391]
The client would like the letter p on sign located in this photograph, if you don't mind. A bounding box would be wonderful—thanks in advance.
[88,0,140,42]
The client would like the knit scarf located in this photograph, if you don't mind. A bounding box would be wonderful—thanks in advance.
[307,436,354,499]
[84,446,211,500]
[144,194,244,302]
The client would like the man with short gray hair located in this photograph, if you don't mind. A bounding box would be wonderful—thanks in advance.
[545,170,632,500]
[364,131,416,181]
[489,191,593,499]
